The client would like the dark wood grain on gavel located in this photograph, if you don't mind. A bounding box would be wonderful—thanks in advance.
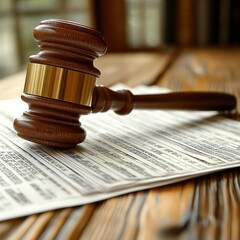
[91,86,236,113]
[13,19,237,148]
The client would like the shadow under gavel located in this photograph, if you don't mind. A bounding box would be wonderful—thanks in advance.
[14,19,237,148]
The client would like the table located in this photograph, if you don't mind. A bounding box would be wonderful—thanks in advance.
[0,49,239,239]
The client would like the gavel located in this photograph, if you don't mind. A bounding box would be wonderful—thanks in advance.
[13,19,236,148]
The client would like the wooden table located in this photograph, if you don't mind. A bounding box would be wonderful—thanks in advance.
[0,49,239,239]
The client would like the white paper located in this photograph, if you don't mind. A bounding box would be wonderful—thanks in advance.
[0,85,240,221]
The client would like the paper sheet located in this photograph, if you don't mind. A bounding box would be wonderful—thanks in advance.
[0,85,240,221]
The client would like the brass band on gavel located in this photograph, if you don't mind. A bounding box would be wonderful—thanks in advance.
[24,63,96,106]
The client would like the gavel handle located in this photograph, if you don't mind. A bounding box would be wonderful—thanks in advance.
[91,86,237,115]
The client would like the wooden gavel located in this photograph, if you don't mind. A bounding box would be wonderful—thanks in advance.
[14,19,236,148]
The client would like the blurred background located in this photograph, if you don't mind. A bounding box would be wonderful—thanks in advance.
[0,0,239,79]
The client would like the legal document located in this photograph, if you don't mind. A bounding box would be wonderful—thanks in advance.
[0,86,239,221]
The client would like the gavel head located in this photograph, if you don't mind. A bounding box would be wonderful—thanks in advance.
[13,19,107,148]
